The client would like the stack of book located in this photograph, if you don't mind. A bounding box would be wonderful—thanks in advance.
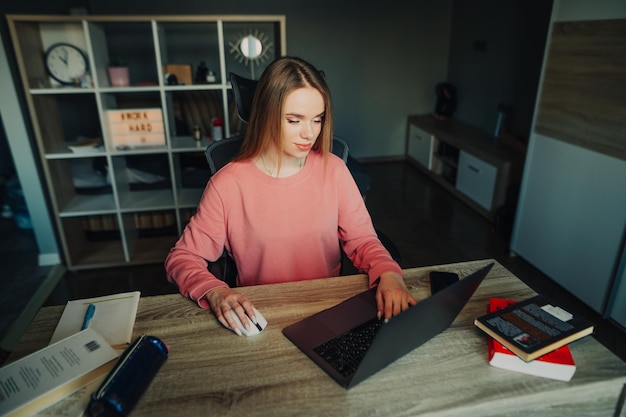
[475,296,595,381]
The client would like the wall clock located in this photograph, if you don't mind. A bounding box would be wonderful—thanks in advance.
[44,43,89,85]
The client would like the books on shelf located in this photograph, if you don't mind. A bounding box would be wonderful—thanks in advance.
[474,295,594,362]
[0,328,119,417]
[485,298,576,381]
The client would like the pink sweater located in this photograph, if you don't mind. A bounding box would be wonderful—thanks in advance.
[165,151,401,308]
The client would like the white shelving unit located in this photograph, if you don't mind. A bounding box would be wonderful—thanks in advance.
[7,15,286,270]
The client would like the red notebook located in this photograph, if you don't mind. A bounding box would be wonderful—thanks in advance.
[486,298,576,382]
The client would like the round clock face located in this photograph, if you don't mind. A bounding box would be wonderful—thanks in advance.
[44,43,88,85]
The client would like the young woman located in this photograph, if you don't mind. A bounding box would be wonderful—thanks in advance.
[165,56,416,333]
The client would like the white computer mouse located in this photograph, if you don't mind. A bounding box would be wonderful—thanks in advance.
[227,307,268,336]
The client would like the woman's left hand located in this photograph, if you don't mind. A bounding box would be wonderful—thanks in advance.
[375,272,417,321]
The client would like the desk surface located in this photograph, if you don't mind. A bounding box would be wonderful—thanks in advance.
[10,260,626,417]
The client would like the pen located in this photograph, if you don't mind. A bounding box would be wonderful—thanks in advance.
[81,304,96,330]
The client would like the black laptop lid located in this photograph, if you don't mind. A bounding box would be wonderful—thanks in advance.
[349,262,493,387]
[283,262,494,388]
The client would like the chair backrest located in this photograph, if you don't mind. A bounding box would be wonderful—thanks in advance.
[230,72,258,124]
[205,135,245,175]
[331,136,349,163]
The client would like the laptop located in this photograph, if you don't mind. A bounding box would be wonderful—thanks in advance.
[282,262,494,388]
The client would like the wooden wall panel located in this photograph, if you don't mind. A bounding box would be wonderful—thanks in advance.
[535,19,626,161]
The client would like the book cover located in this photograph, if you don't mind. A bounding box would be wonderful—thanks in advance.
[474,294,594,362]
[0,328,119,417]
[49,291,140,349]
[35,374,105,417]
[486,298,576,381]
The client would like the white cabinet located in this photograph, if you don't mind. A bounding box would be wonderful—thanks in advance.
[456,151,497,211]
[405,114,524,221]
[406,124,433,169]
[7,15,286,270]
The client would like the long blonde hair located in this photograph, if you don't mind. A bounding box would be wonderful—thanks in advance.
[235,56,333,165]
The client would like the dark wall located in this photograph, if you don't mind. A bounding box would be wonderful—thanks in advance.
[1,1,84,179]
[1,1,453,158]
[447,0,553,141]
[2,1,551,157]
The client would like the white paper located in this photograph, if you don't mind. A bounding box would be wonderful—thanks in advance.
[49,291,140,347]
[541,304,573,322]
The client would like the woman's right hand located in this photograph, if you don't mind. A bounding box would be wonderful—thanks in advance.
[205,287,258,335]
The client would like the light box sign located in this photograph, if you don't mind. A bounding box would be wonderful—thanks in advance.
[105,108,165,148]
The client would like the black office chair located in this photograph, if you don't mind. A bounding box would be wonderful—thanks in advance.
[230,73,258,124]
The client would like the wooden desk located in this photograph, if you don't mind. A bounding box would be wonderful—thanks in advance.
[9,260,626,416]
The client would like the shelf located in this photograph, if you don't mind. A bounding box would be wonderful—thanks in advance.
[46,149,106,159]
[157,21,222,84]
[30,87,93,95]
[163,84,223,91]
[109,146,169,156]
[433,155,458,168]
[59,194,117,216]
[122,210,178,263]
[31,93,101,155]
[98,86,161,93]
[117,190,175,211]
[61,216,126,267]
[406,114,525,220]
[170,136,211,151]
[89,21,160,88]
[8,14,286,269]
[127,234,177,263]
[176,188,205,208]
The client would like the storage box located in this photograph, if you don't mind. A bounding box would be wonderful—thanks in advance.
[163,64,193,85]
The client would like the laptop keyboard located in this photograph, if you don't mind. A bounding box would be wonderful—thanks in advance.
[313,317,384,377]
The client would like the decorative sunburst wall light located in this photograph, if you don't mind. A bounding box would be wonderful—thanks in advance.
[228,29,274,79]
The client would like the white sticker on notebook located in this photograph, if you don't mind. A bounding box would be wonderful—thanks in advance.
[541,304,573,322]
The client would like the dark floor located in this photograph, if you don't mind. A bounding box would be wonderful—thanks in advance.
[2,160,624,363]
